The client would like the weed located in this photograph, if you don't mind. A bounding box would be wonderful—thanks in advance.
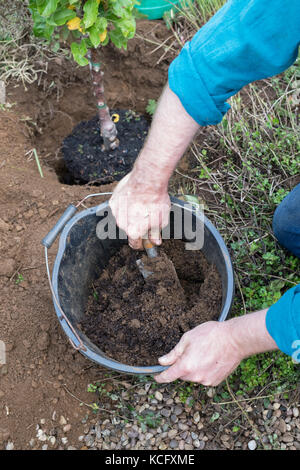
[15,273,24,285]
[124,109,141,122]
[92,290,99,301]
[146,99,157,116]
[135,410,161,431]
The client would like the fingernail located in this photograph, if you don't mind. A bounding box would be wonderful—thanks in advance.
[158,355,168,364]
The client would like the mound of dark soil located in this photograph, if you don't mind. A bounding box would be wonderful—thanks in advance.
[80,239,222,366]
[62,110,149,184]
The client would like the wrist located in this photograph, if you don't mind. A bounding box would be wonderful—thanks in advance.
[131,155,170,194]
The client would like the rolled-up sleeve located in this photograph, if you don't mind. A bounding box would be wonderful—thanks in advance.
[266,285,300,359]
[168,0,300,125]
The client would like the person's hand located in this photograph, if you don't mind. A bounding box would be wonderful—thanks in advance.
[109,170,171,250]
[155,321,244,385]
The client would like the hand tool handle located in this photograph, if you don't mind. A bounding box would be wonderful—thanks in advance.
[143,238,158,258]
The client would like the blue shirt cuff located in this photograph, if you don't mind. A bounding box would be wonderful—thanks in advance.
[168,47,230,126]
[266,284,300,359]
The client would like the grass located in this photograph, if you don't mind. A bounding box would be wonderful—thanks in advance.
[163,0,225,45]
[0,0,69,87]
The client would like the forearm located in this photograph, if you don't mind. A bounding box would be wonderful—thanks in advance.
[228,309,278,359]
[132,83,199,191]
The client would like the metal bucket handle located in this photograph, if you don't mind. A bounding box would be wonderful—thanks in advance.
[41,192,113,352]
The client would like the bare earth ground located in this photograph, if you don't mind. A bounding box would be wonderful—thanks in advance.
[0,20,174,450]
[0,20,299,451]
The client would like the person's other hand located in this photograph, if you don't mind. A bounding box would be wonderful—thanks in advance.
[155,321,243,385]
[109,171,171,250]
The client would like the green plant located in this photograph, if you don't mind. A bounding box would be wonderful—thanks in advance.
[29,0,140,150]
[15,273,24,285]
[124,109,141,122]
[146,98,157,116]
[136,410,161,431]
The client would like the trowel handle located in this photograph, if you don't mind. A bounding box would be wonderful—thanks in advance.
[143,238,158,258]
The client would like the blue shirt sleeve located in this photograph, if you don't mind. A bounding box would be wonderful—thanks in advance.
[266,285,300,359]
[168,0,300,125]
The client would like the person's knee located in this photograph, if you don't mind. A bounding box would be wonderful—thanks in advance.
[272,203,287,245]
[273,203,290,245]
[272,187,300,258]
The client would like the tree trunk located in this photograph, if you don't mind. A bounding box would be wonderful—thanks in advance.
[88,48,119,151]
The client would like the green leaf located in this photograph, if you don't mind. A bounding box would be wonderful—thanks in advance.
[109,28,127,49]
[60,24,70,41]
[31,11,55,39]
[88,26,101,48]
[52,8,76,26]
[112,0,135,17]
[37,0,60,18]
[88,17,108,47]
[116,17,136,38]
[146,99,157,116]
[96,16,108,32]
[83,0,99,29]
[71,40,89,66]
[210,412,220,423]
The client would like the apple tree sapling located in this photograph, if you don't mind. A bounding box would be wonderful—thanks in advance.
[29,0,139,151]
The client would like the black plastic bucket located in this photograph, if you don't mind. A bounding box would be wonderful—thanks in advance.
[48,196,234,375]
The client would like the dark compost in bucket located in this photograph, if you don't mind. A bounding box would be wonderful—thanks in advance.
[80,239,222,366]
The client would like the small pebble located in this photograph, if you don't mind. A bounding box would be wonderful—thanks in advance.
[160,408,171,418]
[168,429,178,439]
[59,416,67,426]
[198,440,205,450]
[173,405,183,416]
[37,429,47,442]
[206,388,215,398]
[282,433,294,443]
[6,441,14,450]
[169,439,178,449]
[248,440,257,450]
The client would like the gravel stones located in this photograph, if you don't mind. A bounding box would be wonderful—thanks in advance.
[155,391,163,402]
[17,380,300,451]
